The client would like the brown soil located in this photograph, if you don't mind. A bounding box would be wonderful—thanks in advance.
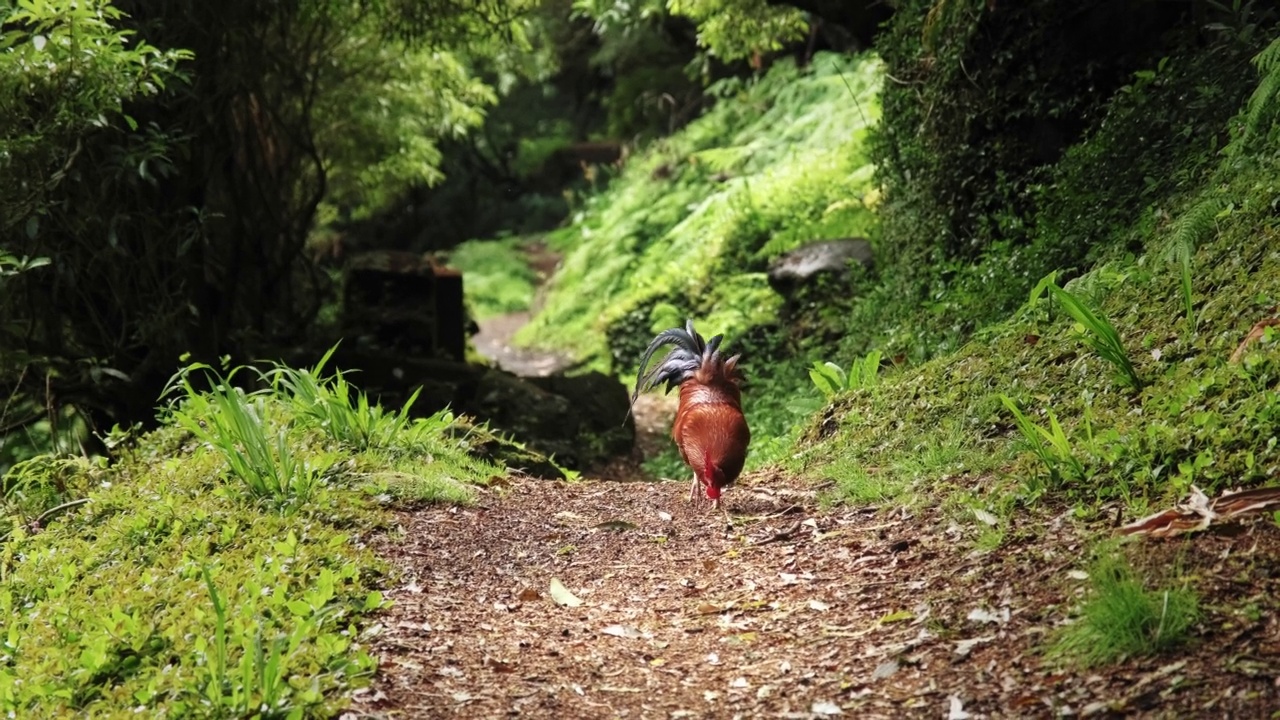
[347,472,1280,719]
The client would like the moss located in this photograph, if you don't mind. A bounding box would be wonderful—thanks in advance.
[0,360,500,716]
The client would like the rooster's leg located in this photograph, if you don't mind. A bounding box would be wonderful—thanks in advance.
[712,497,732,528]
[688,473,701,502]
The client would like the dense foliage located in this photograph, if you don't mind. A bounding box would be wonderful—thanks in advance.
[513,53,882,472]
[0,0,531,462]
[860,0,1273,360]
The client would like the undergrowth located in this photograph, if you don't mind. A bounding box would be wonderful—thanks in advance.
[445,237,537,320]
[0,351,498,716]
[797,36,1280,525]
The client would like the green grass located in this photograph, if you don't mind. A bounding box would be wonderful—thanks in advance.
[822,458,905,506]
[446,237,537,320]
[1050,551,1199,667]
[0,353,500,716]
[165,363,331,506]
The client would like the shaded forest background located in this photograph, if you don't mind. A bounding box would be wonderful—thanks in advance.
[2,0,1277,471]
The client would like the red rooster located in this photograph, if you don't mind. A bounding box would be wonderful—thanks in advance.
[632,320,751,523]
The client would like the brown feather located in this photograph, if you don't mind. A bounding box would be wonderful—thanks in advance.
[674,381,749,499]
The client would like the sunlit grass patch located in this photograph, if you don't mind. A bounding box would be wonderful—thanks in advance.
[1050,551,1199,667]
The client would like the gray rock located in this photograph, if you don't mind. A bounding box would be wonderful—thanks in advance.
[767,238,873,297]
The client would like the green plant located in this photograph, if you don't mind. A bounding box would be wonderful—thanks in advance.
[164,363,328,505]
[1234,34,1280,151]
[1162,198,1225,334]
[1051,551,1199,667]
[808,350,883,398]
[445,238,538,320]
[999,394,1084,491]
[1046,282,1143,391]
[268,346,427,452]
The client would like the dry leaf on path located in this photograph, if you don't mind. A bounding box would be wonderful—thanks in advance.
[601,624,643,639]
[549,577,584,607]
[812,700,843,715]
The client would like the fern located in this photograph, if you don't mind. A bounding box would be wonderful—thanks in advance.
[1237,36,1280,150]
[1161,197,1224,334]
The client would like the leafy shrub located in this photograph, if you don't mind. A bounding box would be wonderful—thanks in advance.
[809,350,882,398]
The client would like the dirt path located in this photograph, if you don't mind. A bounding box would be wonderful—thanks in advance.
[348,241,1280,718]
[347,472,1280,719]
[471,240,575,378]
[473,311,575,377]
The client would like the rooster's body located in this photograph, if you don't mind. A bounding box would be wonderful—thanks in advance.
[632,320,750,519]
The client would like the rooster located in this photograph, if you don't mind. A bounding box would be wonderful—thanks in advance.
[632,320,751,524]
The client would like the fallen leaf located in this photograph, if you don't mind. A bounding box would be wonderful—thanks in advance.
[517,587,541,601]
[601,624,642,639]
[706,652,720,664]
[873,660,899,679]
[1067,570,1089,581]
[658,511,673,522]
[703,690,720,702]
[779,573,799,585]
[809,599,831,612]
[879,609,914,624]
[730,677,749,688]
[595,519,638,532]
[966,607,1007,625]
[948,695,971,720]
[548,578,583,607]
[954,635,995,658]
[812,700,843,716]
[972,508,999,526]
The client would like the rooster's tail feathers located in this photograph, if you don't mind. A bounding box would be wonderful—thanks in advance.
[630,319,741,407]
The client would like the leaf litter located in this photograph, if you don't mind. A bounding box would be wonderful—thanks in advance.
[350,472,1280,718]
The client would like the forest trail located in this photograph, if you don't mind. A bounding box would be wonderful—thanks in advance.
[470,241,575,378]
[347,247,1280,718]
[346,472,1280,719]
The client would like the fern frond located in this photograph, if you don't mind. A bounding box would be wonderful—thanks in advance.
[1239,37,1280,148]
[1243,67,1280,142]
[1162,197,1223,334]
[1162,198,1221,266]
[1252,36,1280,74]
